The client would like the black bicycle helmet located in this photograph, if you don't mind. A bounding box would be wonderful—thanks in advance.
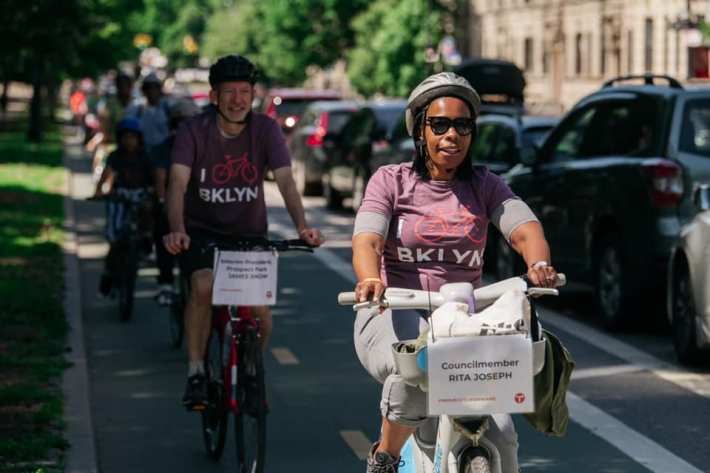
[209,54,259,88]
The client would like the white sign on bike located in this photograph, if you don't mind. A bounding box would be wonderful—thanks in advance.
[212,251,278,306]
[426,333,534,415]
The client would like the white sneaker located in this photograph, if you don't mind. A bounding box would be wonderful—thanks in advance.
[156,284,174,306]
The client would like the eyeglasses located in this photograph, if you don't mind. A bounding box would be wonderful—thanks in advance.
[425,117,476,136]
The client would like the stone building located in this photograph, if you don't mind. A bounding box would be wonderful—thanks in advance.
[470,0,710,112]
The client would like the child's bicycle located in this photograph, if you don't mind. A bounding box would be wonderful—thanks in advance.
[197,237,313,473]
[338,274,566,473]
[89,190,153,322]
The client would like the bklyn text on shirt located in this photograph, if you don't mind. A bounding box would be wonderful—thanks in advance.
[199,186,259,203]
[397,247,483,268]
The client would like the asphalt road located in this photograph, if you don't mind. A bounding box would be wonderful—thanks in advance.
[67,146,710,473]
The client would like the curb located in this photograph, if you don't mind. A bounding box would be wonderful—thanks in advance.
[61,137,99,473]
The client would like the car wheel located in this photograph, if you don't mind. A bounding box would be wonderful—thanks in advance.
[323,171,343,210]
[351,167,366,212]
[671,259,703,364]
[595,235,631,330]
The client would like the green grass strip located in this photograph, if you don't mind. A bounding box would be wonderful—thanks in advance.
[0,125,69,466]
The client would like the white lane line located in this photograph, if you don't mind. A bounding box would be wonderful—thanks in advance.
[340,430,372,460]
[572,364,644,380]
[542,310,710,398]
[271,347,300,365]
[568,392,704,473]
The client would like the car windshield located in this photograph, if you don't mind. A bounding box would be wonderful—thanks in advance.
[273,99,314,117]
[522,126,554,149]
[327,111,356,133]
[680,98,710,157]
[375,107,406,136]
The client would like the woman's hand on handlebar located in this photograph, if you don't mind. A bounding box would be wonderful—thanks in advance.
[163,231,190,255]
[526,261,558,288]
[355,277,386,304]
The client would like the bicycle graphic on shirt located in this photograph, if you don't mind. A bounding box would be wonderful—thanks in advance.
[212,153,258,185]
[414,207,486,245]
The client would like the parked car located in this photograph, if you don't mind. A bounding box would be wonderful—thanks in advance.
[493,74,710,330]
[261,88,341,135]
[322,99,408,209]
[289,100,359,196]
[472,114,558,174]
[454,58,526,116]
[667,184,710,364]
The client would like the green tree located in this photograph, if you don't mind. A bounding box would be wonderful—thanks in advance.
[202,0,260,63]
[245,0,370,85]
[2,0,144,141]
[348,0,444,97]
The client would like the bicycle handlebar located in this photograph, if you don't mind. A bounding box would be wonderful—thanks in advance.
[337,273,566,311]
[205,238,315,253]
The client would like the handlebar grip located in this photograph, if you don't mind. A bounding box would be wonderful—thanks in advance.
[556,273,567,287]
[337,292,357,305]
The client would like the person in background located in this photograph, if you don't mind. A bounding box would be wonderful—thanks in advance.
[126,72,170,155]
[150,99,200,305]
[91,72,135,182]
[94,117,154,296]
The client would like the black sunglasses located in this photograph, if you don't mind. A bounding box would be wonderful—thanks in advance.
[425,117,476,136]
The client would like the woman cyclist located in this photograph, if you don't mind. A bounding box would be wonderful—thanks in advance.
[351,72,559,473]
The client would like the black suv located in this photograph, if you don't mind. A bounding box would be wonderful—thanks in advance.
[494,74,710,329]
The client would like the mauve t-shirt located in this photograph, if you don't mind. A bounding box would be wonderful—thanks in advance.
[172,111,291,237]
[358,163,516,291]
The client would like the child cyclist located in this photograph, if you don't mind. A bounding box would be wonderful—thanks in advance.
[94,117,154,296]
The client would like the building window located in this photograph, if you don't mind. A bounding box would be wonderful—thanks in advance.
[524,37,534,72]
[576,33,583,75]
[645,18,654,72]
[627,29,634,74]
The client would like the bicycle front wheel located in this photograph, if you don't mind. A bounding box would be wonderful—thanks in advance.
[460,446,492,473]
[234,327,266,473]
[202,327,228,460]
[118,243,137,322]
[168,275,187,348]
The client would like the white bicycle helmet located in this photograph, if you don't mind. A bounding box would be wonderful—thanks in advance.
[405,72,481,137]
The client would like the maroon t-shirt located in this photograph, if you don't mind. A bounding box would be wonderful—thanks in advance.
[172,111,291,237]
[358,163,516,291]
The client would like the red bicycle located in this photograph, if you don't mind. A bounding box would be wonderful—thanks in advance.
[198,238,313,473]
[212,153,259,185]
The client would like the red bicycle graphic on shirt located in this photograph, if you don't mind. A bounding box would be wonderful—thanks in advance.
[212,153,259,185]
[413,207,486,245]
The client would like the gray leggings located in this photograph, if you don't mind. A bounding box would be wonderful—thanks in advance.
[353,308,520,472]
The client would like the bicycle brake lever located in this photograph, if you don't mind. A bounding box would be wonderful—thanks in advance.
[352,299,390,311]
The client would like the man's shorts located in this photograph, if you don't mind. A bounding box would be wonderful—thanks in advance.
[180,228,265,278]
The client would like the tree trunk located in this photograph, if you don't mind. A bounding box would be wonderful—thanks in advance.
[0,78,8,114]
[27,63,42,143]
[46,80,57,124]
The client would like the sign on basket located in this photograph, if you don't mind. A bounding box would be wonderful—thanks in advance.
[212,250,278,306]
[426,333,533,416]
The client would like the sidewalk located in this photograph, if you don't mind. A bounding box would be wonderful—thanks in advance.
[61,129,98,473]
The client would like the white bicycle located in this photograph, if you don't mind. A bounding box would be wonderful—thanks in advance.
[338,274,566,473]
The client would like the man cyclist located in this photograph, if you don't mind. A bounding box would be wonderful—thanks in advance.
[163,54,324,410]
